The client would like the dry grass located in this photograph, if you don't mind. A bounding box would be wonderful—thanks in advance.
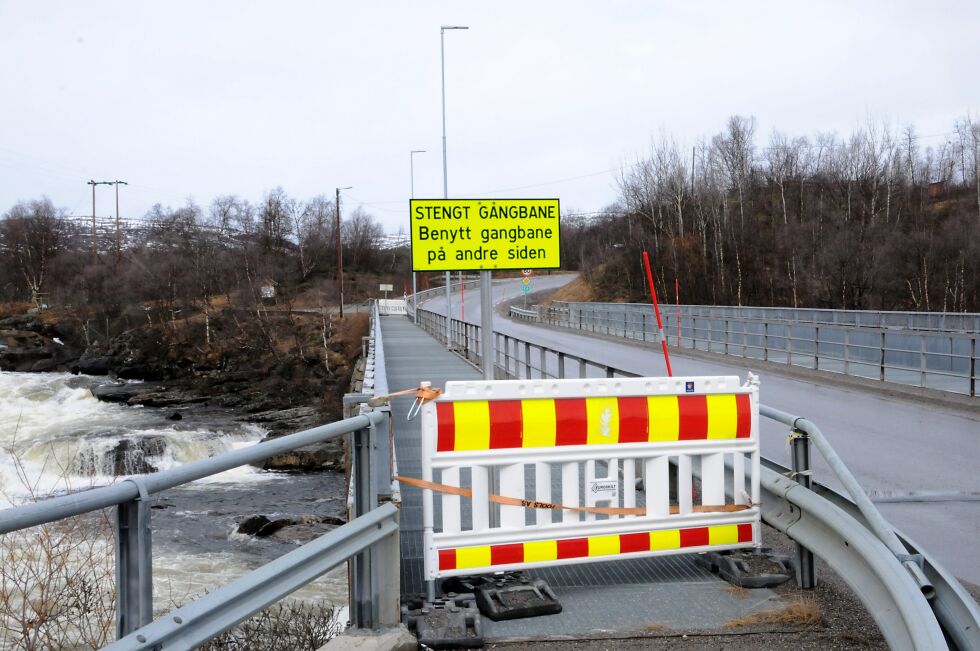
[543,275,593,304]
[0,303,34,319]
[337,313,369,357]
[642,622,667,632]
[723,584,751,600]
[724,596,822,629]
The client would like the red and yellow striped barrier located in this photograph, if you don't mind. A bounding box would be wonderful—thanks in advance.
[438,523,755,572]
[435,394,752,452]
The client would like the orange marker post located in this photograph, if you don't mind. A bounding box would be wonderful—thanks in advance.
[642,251,673,377]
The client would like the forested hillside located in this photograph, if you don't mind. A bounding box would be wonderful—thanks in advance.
[560,115,980,312]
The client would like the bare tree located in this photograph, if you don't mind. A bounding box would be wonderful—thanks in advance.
[259,187,293,253]
[293,196,335,280]
[0,198,64,306]
[715,115,756,232]
[343,208,384,269]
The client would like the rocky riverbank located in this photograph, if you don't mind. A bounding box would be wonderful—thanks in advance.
[0,308,369,472]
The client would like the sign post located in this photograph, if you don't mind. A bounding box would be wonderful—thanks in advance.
[521,269,532,309]
[379,283,393,301]
[409,198,560,380]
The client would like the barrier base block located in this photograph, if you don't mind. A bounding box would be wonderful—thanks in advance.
[401,593,483,649]
[696,548,794,589]
[444,572,563,621]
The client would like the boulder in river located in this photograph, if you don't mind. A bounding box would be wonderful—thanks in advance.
[236,514,347,541]
[236,515,292,538]
[73,435,168,476]
[243,407,345,472]
[0,327,78,372]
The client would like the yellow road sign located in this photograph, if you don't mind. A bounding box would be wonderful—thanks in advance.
[410,198,560,272]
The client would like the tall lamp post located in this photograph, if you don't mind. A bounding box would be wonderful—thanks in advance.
[441,25,467,348]
[336,186,352,318]
[86,180,113,265]
[410,149,426,323]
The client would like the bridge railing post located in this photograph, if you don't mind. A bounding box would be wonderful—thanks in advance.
[115,478,153,639]
[370,518,400,627]
[814,326,820,370]
[787,324,792,366]
[763,321,768,361]
[920,334,926,388]
[971,336,977,397]
[879,332,886,382]
[790,427,816,589]
[350,417,379,628]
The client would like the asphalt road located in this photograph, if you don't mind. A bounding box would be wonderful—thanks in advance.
[420,273,980,585]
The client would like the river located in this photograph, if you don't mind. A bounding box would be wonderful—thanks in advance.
[0,371,348,644]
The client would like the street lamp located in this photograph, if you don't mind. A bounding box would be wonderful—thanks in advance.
[336,186,352,318]
[410,150,426,323]
[440,25,468,347]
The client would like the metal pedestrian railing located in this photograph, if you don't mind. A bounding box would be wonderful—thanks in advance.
[0,303,398,650]
[650,303,980,333]
[535,302,979,397]
[0,411,396,649]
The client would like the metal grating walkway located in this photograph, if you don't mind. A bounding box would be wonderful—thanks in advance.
[379,316,716,596]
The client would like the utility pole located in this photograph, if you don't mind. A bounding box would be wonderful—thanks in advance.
[336,186,352,318]
[87,180,112,265]
[111,180,128,274]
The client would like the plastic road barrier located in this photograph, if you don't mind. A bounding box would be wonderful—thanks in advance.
[419,375,761,582]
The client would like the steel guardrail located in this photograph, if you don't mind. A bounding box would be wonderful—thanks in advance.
[555,301,980,333]
[102,503,400,651]
[0,412,385,534]
[0,401,392,643]
[759,457,980,651]
[756,467,948,649]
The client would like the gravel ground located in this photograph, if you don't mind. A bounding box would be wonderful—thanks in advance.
[483,521,980,650]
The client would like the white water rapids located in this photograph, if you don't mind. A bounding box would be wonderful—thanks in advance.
[0,372,268,504]
[0,371,348,646]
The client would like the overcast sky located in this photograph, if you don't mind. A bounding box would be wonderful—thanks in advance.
[2,1,979,233]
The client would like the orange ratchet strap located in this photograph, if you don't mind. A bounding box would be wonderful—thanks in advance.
[394,475,750,516]
[367,384,443,420]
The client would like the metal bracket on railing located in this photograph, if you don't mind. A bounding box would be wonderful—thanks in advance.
[115,476,154,639]
[897,553,925,569]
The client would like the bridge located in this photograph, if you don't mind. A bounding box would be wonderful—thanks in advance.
[423,274,980,586]
[0,278,977,649]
